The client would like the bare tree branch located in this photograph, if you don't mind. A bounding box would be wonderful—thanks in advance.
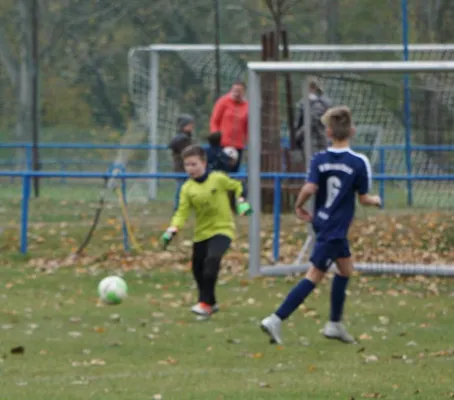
[264,0,278,20]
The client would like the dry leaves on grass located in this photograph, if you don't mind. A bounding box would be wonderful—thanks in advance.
[22,210,454,273]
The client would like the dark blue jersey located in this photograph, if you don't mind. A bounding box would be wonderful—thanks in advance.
[307,147,372,241]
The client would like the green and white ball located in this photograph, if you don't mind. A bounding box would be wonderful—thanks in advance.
[98,276,128,304]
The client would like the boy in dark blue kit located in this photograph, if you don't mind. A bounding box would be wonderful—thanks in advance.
[260,106,381,345]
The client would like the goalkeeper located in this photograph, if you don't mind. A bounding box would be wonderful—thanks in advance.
[161,145,252,318]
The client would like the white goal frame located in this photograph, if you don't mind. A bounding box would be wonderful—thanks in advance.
[247,60,454,278]
[127,44,454,199]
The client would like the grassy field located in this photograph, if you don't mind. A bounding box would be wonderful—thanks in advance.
[0,262,454,400]
[1,264,453,399]
[0,181,454,399]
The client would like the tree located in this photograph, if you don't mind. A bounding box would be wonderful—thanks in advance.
[0,0,33,141]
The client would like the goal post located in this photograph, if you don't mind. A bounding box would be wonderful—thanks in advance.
[247,60,454,278]
[127,43,454,201]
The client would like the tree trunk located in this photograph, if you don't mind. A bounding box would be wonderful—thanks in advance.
[325,0,341,44]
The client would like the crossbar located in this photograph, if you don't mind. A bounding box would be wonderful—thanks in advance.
[130,43,454,53]
[247,60,454,73]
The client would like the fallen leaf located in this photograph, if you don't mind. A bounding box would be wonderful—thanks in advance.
[362,393,382,398]
[429,349,454,357]
[363,354,378,363]
[11,346,25,355]
[90,359,106,366]
[356,347,366,353]
[109,314,121,323]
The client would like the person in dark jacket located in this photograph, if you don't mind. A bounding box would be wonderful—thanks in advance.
[295,78,332,158]
[206,132,247,213]
[169,114,195,173]
[169,114,195,210]
[206,132,237,173]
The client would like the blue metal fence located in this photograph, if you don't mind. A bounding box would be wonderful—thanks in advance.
[2,141,454,258]
[1,169,454,258]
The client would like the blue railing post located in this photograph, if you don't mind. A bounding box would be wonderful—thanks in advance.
[272,177,281,262]
[401,0,413,206]
[20,173,31,254]
[379,148,386,207]
[121,172,129,252]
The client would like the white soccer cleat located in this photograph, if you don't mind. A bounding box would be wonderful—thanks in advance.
[260,314,283,345]
[323,321,356,343]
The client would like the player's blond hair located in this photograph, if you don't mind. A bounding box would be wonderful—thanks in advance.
[321,106,352,141]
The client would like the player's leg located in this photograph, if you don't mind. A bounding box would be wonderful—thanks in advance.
[191,239,208,313]
[323,239,356,343]
[260,241,329,344]
[200,235,231,310]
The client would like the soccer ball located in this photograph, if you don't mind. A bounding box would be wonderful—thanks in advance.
[222,146,239,162]
[98,276,128,305]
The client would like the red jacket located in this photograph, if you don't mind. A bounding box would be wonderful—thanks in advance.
[209,94,248,149]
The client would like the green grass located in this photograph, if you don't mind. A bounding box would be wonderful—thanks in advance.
[0,265,453,399]
[0,176,454,398]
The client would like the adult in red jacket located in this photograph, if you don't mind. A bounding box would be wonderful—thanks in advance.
[209,81,248,172]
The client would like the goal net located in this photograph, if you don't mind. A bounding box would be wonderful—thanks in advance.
[247,60,454,277]
[127,44,454,202]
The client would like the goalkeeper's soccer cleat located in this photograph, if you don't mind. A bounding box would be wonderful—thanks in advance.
[236,200,252,216]
[260,314,283,345]
[161,227,177,249]
[191,303,219,314]
[191,302,213,317]
[323,321,356,344]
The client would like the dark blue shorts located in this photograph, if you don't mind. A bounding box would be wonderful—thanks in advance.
[310,238,351,272]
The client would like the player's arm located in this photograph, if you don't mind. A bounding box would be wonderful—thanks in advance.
[210,98,226,133]
[218,173,252,216]
[356,157,381,207]
[295,155,319,221]
[295,183,318,221]
[295,182,318,209]
[161,185,192,248]
[358,193,381,207]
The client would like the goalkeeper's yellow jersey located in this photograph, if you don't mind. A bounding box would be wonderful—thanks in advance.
[170,171,243,243]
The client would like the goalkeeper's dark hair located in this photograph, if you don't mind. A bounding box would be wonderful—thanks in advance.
[321,106,352,141]
[182,144,207,161]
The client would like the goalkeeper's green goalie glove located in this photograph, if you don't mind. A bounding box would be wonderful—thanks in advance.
[161,227,178,250]
[236,199,252,216]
